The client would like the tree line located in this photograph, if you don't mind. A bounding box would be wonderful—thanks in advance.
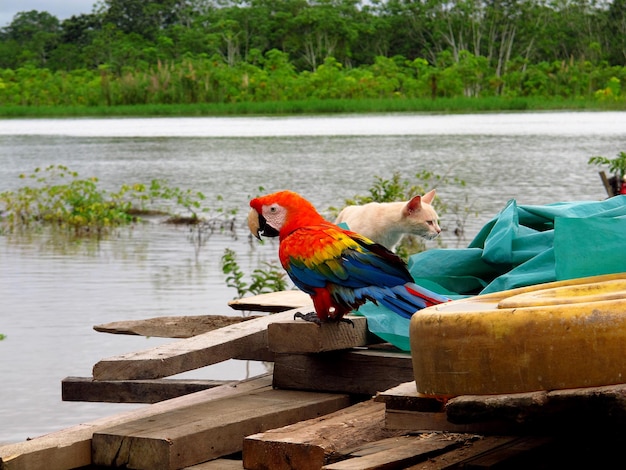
[0,0,625,107]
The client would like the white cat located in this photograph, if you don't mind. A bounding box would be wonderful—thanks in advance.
[335,189,441,251]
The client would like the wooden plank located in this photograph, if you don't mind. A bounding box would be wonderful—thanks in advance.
[445,391,548,427]
[183,458,243,469]
[92,308,300,380]
[444,436,554,469]
[92,389,351,470]
[404,436,521,470]
[374,381,445,413]
[599,171,615,197]
[228,290,312,313]
[322,434,469,470]
[446,383,626,430]
[243,400,403,470]
[384,410,514,434]
[268,315,381,353]
[93,314,262,338]
[61,376,234,403]
[375,381,517,434]
[273,349,414,396]
[0,375,272,470]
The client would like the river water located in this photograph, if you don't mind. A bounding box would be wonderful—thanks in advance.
[1,111,625,443]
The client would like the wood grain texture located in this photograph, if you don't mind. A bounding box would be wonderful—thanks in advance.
[92,389,351,470]
[0,375,272,470]
[268,315,376,353]
[93,314,262,338]
[243,400,402,470]
[228,290,312,312]
[92,309,298,380]
[273,349,414,396]
[61,376,234,403]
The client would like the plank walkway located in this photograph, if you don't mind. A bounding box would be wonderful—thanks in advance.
[3,290,626,469]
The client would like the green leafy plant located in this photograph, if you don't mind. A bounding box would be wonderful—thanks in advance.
[0,165,134,236]
[0,165,223,238]
[221,248,288,299]
[588,151,626,179]
[588,151,626,196]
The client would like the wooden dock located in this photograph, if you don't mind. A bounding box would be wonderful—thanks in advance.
[2,290,625,469]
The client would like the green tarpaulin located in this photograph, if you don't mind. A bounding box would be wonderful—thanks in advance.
[358,195,626,351]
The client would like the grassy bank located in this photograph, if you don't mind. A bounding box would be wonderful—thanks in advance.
[1,96,624,118]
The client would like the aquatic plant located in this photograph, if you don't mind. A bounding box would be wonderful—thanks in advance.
[0,165,216,237]
[588,151,626,180]
[221,248,288,299]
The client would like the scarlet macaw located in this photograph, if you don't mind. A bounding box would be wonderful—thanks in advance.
[248,190,448,324]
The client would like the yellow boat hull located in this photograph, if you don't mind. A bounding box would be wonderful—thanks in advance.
[410,273,626,397]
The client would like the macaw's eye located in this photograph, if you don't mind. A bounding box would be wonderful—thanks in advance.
[270,205,278,212]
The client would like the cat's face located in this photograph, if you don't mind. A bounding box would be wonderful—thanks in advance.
[420,215,441,239]
[404,191,441,240]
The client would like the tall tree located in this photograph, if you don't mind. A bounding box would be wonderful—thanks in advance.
[605,0,626,64]
[2,11,61,66]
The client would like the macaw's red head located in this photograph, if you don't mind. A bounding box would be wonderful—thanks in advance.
[248,190,326,240]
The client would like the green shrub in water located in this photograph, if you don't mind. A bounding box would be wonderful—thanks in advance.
[0,165,210,237]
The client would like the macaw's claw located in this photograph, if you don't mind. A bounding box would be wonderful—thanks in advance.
[339,317,355,328]
[294,311,322,325]
[293,311,354,328]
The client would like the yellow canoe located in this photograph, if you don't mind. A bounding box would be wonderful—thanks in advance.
[410,272,626,397]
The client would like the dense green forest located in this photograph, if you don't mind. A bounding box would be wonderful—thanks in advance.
[1,0,625,109]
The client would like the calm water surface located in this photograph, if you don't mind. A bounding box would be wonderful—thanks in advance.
[1,111,625,443]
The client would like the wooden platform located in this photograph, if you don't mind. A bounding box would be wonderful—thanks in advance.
[3,290,626,469]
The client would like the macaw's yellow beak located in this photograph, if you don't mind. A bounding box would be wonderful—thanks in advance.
[247,208,262,240]
[247,208,280,239]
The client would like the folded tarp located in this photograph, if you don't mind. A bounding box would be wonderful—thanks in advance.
[358,195,626,350]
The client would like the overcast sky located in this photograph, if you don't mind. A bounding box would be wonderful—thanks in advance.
[1,1,97,28]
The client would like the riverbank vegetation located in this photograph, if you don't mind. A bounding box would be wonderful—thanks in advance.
[0,165,230,237]
[1,0,625,115]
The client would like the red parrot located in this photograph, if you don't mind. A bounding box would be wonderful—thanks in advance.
[247,190,448,324]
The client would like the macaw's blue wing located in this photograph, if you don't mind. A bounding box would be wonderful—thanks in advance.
[282,226,410,290]
[280,225,448,317]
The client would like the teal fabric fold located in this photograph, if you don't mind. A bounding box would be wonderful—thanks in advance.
[356,196,626,351]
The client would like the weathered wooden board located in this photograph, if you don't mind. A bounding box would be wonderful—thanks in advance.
[374,381,445,413]
[62,376,234,403]
[92,308,300,380]
[273,349,414,396]
[183,458,244,469]
[445,382,626,430]
[322,434,470,470]
[228,290,311,312]
[268,315,380,353]
[93,314,262,338]
[243,400,402,470]
[443,436,554,469]
[0,375,272,470]
[404,436,521,470]
[379,381,518,434]
[92,388,351,470]
[384,410,514,434]
[378,381,626,434]
[599,171,615,197]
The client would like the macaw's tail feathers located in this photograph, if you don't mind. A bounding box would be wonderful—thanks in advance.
[375,283,449,319]
[405,283,449,308]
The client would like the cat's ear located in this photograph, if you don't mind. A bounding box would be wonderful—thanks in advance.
[422,189,436,204]
[404,195,423,215]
